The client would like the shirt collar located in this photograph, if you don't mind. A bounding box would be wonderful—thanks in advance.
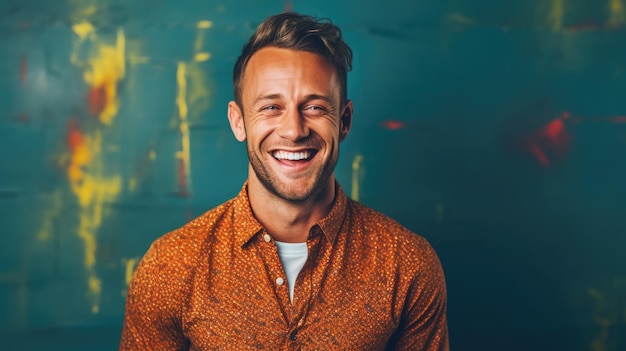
[233,181,349,247]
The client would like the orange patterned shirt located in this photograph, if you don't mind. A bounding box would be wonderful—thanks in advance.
[120,183,449,350]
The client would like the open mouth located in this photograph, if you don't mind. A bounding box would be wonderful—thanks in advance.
[272,150,317,162]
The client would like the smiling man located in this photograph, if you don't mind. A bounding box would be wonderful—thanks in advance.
[120,12,449,350]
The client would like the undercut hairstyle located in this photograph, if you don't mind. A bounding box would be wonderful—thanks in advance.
[233,12,353,107]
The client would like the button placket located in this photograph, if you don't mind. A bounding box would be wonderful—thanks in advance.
[254,231,292,324]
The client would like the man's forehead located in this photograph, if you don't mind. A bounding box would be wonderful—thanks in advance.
[241,47,340,100]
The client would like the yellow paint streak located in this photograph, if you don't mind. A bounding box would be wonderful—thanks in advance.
[67,20,125,314]
[548,0,564,31]
[351,155,363,201]
[194,52,212,62]
[88,276,101,314]
[176,62,188,119]
[187,61,211,120]
[176,62,192,190]
[197,20,213,29]
[609,0,625,27]
[122,257,140,285]
[71,172,121,314]
[194,30,205,53]
[67,139,93,184]
[72,21,95,39]
[83,29,126,125]
[73,175,122,268]
[193,21,212,55]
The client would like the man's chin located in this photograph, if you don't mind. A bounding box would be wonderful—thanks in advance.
[270,184,314,202]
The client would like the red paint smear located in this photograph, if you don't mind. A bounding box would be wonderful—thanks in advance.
[543,118,565,141]
[518,112,572,169]
[178,158,189,198]
[20,55,27,83]
[381,120,406,130]
[528,143,550,168]
[566,22,601,32]
[66,118,84,152]
[609,116,626,124]
[88,85,107,116]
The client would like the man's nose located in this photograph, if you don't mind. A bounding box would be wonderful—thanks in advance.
[276,108,309,141]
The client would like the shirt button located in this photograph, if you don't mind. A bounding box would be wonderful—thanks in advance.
[276,277,285,286]
[263,234,271,242]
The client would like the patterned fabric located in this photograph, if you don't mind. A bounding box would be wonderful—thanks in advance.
[119,182,449,350]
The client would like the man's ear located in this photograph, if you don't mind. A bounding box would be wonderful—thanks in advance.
[339,100,353,142]
[228,101,247,142]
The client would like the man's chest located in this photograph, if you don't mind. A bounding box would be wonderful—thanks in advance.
[181,244,402,350]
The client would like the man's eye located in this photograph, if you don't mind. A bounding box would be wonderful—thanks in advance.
[304,106,327,115]
[262,105,279,111]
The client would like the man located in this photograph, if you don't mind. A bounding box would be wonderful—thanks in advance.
[120,12,448,350]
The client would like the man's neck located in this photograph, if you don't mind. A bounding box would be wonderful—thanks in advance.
[247,177,335,243]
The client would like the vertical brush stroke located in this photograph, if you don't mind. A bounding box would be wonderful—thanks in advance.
[548,0,564,31]
[120,257,140,297]
[36,189,63,242]
[609,0,625,27]
[176,62,192,197]
[20,55,27,83]
[351,155,363,201]
[190,21,212,120]
[68,19,125,314]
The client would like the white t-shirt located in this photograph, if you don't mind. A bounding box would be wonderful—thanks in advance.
[275,241,308,302]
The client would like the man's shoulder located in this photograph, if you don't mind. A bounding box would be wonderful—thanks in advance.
[347,199,436,256]
[147,197,237,261]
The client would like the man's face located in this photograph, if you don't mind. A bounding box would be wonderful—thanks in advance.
[228,47,352,202]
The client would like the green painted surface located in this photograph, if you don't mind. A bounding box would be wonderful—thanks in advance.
[1,1,625,349]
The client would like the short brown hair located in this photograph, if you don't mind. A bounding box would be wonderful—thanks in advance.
[233,12,353,107]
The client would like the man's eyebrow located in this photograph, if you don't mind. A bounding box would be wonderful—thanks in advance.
[304,94,334,105]
[253,94,282,107]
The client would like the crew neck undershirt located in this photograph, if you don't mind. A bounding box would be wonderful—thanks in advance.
[274,241,308,302]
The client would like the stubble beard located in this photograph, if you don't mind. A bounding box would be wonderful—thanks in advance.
[247,139,338,203]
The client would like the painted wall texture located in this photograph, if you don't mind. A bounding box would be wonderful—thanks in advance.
[1,0,625,350]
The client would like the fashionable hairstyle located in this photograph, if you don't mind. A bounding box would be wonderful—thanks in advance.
[233,12,353,107]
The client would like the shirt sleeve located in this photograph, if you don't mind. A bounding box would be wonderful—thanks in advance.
[119,240,189,351]
[388,241,449,351]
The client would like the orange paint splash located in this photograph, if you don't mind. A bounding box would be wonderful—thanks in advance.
[66,118,93,183]
[67,119,85,152]
[88,85,107,116]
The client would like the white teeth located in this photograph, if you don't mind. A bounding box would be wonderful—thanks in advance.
[273,150,311,161]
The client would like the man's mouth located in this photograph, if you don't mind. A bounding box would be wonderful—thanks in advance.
[272,150,316,161]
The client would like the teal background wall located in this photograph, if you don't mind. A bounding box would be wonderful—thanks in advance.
[1,0,626,350]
